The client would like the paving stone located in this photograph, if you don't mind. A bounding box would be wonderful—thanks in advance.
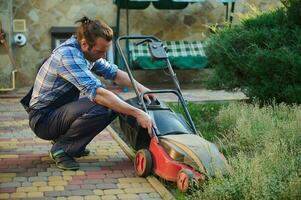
[48,180,68,186]
[131,183,142,188]
[48,176,63,181]
[106,173,125,178]
[95,183,118,189]
[83,179,103,185]
[118,193,140,200]
[116,183,132,189]
[54,186,65,191]
[0,173,16,178]
[10,192,27,198]
[44,191,62,197]
[17,172,37,177]
[124,187,156,194]
[17,186,38,192]
[21,182,32,187]
[47,167,63,172]
[86,174,105,179]
[62,171,76,176]
[75,171,85,175]
[103,189,125,195]
[0,182,21,188]
[81,184,97,190]
[65,185,81,191]
[32,181,48,187]
[69,180,83,185]
[71,189,94,196]
[67,196,84,200]
[0,178,11,183]
[84,195,101,200]
[101,195,117,200]
[0,187,16,193]
[29,176,48,182]
[93,189,104,195]
[145,198,162,200]
[102,178,118,183]
[149,192,161,198]
[38,186,54,192]
[27,191,44,198]
[61,191,73,196]
[0,193,10,199]
[72,175,87,180]
[52,171,62,176]
[13,177,27,182]
[118,178,147,183]
[138,193,150,199]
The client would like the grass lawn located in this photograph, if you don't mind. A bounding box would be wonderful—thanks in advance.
[169,102,301,200]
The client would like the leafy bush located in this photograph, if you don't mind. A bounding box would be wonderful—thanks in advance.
[205,6,301,104]
[281,0,301,27]
[179,102,301,200]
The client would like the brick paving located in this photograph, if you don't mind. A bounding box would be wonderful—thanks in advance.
[0,99,162,200]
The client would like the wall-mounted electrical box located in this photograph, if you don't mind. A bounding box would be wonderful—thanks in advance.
[13,19,26,32]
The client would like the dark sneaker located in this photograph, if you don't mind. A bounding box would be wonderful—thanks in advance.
[50,140,90,158]
[74,149,90,158]
[49,149,79,170]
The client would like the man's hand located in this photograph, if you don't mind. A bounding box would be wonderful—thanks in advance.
[136,110,154,137]
[138,86,156,105]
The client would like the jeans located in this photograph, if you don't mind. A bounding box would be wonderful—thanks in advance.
[30,97,117,156]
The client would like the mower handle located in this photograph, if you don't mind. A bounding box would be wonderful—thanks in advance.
[134,38,153,46]
[116,35,161,99]
[117,35,160,44]
[139,90,197,135]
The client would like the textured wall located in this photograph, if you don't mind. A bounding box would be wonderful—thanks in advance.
[1,0,283,86]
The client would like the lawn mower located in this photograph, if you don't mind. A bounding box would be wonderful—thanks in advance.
[116,35,230,192]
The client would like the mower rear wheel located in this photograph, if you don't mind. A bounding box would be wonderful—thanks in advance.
[134,149,152,177]
[177,168,194,193]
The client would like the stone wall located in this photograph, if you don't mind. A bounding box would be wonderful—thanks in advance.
[0,0,283,87]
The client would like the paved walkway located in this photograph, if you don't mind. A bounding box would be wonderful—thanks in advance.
[0,99,162,200]
[0,88,247,199]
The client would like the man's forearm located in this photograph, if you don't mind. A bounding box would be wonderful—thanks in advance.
[93,87,141,118]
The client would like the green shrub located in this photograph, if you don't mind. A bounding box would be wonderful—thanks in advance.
[181,103,301,200]
[206,7,301,104]
[282,0,301,27]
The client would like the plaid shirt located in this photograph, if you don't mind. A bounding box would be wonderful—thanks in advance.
[30,35,118,110]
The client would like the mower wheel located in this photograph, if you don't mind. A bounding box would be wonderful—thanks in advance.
[177,168,194,193]
[134,149,152,177]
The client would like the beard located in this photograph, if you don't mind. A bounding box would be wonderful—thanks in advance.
[83,51,98,62]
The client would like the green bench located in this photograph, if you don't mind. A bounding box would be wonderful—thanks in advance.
[129,40,208,70]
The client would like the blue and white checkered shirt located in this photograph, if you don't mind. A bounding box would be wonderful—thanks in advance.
[30,35,118,110]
